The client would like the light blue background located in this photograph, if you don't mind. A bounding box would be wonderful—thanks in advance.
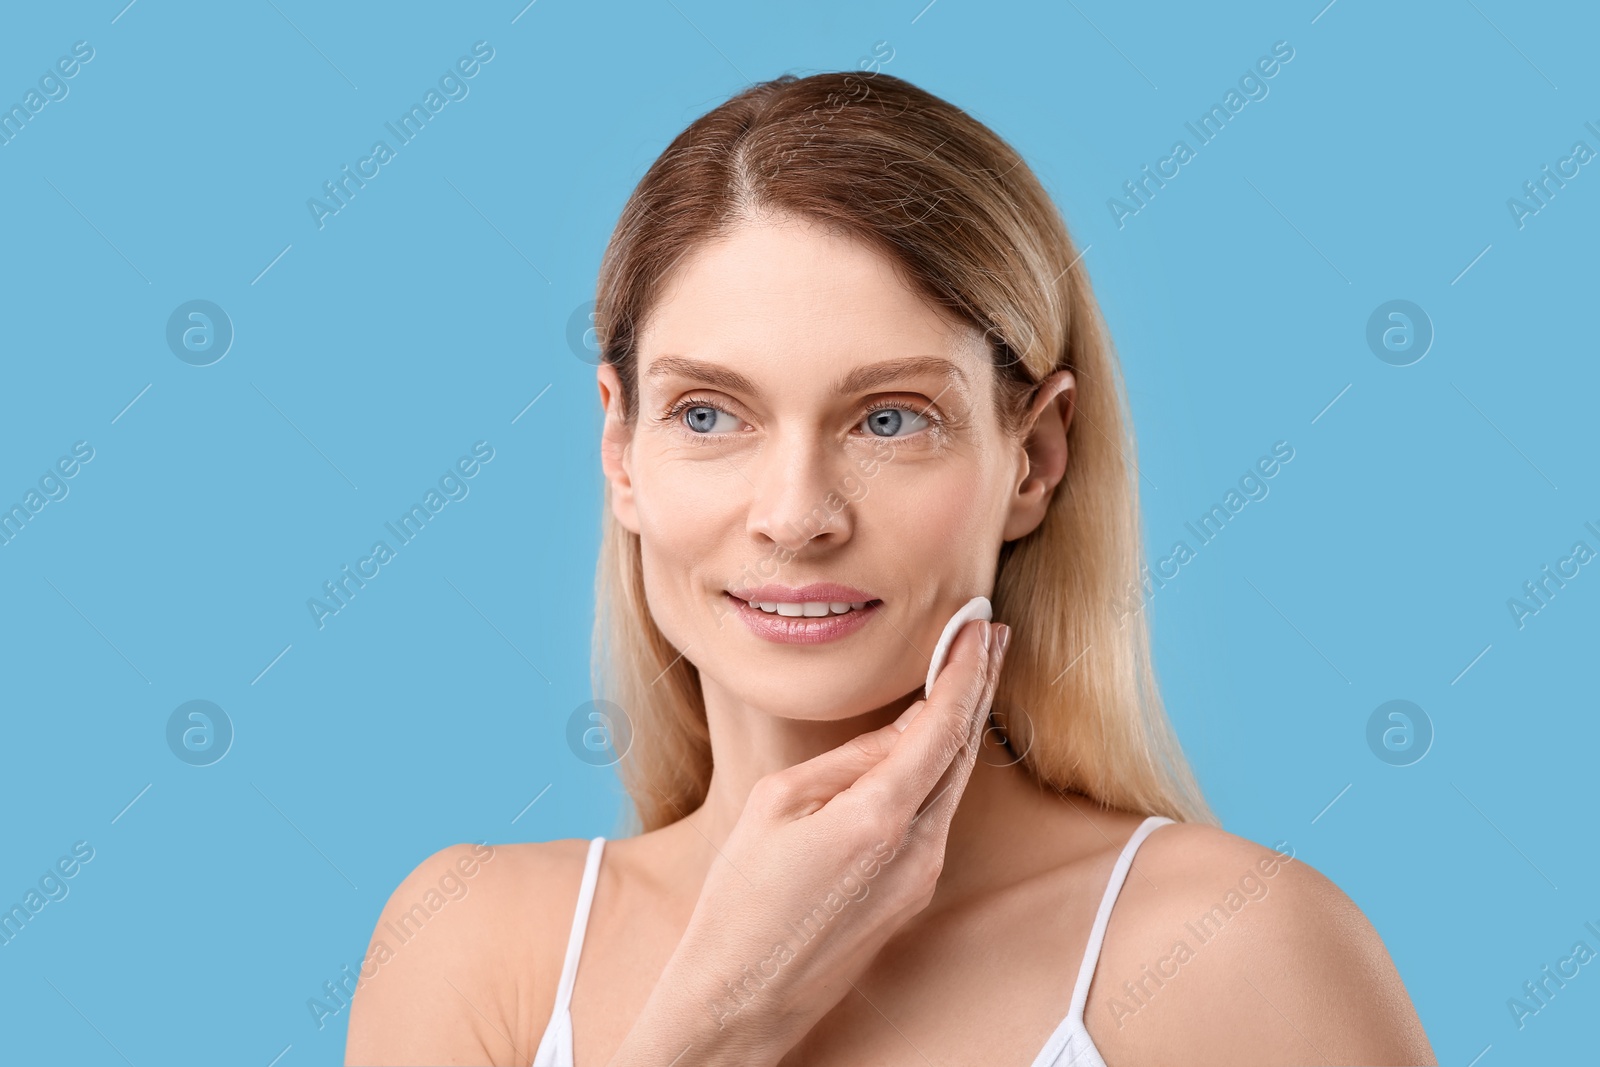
[2,1,1595,1063]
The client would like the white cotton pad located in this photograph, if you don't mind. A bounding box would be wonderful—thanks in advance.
[923,596,993,699]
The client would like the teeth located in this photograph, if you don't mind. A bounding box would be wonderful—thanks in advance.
[748,599,871,617]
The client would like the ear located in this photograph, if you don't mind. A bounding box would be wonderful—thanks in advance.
[1001,369,1075,542]
[597,362,641,534]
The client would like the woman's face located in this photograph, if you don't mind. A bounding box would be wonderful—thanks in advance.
[599,213,1060,723]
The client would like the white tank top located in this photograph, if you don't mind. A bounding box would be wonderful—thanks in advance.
[530,815,1173,1066]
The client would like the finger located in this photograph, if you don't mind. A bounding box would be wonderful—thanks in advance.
[761,633,975,818]
[774,718,907,810]
[907,624,1007,843]
[845,618,993,815]
[910,624,1004,826]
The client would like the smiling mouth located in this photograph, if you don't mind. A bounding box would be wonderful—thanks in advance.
[725,593,882,617]
[722,588,884,644]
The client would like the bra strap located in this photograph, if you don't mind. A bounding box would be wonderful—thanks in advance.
[549,837,607,1016]
[1066,815,1173,1022]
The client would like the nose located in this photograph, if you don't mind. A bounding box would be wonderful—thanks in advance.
[744,429,858,553]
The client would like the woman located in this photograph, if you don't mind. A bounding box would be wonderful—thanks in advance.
[347,71,1434,1066]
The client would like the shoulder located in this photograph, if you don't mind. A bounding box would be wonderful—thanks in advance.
[1084,820,1435,1066]
[344,838,596,1066]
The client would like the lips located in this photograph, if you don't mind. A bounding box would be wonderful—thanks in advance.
[723,583,883,644]
[727,582,878,605]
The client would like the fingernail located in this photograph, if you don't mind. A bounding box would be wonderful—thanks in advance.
[979,619,992,653]
[894,702,925,732]
[997,624,1012,656]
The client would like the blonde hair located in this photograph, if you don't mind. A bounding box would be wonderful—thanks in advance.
[591,71,1215,833]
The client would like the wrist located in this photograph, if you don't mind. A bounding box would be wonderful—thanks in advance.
[608,966,784,1067]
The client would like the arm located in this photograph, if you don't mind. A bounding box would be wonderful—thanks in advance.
[1206,854,1434,1064]
[345,842,523,1066]
[1089,825,1436,1066]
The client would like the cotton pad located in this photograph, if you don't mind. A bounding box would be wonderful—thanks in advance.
[923,595,993,699]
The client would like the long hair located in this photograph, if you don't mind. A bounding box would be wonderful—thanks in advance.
[590,70,1215,833]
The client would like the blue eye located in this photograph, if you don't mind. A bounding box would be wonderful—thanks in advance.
[681,404,738,434]
[863,405,930,438]
[663,397,939,442]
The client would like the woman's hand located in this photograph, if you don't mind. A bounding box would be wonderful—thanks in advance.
[607,617,1012,1067]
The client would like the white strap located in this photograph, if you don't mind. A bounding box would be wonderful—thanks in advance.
[1066,815,1172,1021]
[550,837,607,1014]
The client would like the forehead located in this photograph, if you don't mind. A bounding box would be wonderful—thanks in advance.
[636,215,986,377]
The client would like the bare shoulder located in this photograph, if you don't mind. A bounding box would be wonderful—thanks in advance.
[344,838,595,1066]
[1085,821,1436,1067]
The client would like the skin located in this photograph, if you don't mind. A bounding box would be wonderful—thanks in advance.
[346,212,1435,1066]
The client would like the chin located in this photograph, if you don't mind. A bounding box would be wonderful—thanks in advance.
[719,669,920,724]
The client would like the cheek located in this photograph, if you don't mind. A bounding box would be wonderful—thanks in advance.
[632,456,743,639]
[895,466,999,573]
[866,462,1005,641]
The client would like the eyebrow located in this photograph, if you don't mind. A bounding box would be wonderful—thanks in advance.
[643,355,970,399]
